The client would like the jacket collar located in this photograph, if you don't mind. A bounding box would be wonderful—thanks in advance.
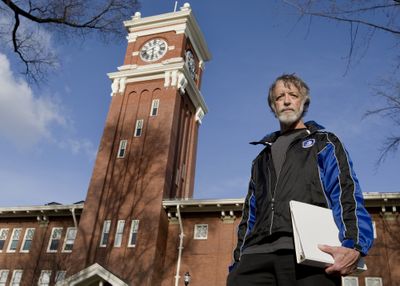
[250,120,325,146]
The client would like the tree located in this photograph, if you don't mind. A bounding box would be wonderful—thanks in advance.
[365,79,400,165]
[0,0,140,83]
[283,0,400,163]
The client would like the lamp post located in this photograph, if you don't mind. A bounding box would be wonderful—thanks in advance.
[184,272,191,286]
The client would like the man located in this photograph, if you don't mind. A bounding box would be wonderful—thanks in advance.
[227,74,374,286]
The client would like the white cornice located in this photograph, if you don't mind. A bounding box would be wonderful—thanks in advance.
[0,203,84,218]
[124,4,211,63]
[107,60,208,114]
[162,192,400,213]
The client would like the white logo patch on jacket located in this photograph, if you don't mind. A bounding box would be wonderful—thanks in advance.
[302,139,315,148]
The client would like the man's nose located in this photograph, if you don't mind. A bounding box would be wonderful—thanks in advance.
[283,94,291,105]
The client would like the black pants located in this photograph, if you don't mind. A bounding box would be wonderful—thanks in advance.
[226,251,340,286]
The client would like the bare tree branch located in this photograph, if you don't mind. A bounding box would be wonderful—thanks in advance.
[283,1,400,34]
[0,0,140,83]
[283,0,400,165]
[365,79,400,164]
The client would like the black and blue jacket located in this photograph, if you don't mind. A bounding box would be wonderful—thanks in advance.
[231,121,374,266]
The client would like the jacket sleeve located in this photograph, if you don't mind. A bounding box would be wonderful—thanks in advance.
[229,174,256,272]
[317,132,374,256]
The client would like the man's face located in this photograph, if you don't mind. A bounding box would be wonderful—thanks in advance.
[272,80,305,125]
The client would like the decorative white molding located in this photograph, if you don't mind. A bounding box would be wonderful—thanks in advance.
[111,78,120,96]
[195,107,205,124]
[178,72,188,94]
[119,77,126,93]
[132,51,139,56]
[126,33,137,42]
[164,71,171,87]
[58,263,128,286]
[199,60,205,70]
[167,212,179,224]
[221,210,236,223]
[108,56,208,115]
[118,64,138,71]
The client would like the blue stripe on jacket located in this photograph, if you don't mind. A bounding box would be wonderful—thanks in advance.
[317,134,373,255]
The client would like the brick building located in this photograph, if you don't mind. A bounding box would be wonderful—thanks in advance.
[0,4,399,286]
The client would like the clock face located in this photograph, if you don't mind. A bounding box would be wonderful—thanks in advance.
[185,50,196,79]
[140,38,168,62]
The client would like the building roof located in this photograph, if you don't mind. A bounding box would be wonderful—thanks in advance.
[0,192,399,218]
[0,203,84,218]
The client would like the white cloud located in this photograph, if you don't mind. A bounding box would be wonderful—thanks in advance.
[0,53,65,147]
[0,53,96,158]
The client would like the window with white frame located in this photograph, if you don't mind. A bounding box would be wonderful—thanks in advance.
[134,119,144,137]
[128,220,139,247]
[10,270,23,286]
[54,271,66,284]
[150,99,160,116]
[365,277,383,286]
[342,276,359,286]
[100,220,111,247]
[62,227,77,252]
[114,220,125,247]
[20,228,35,252]
[117,140,128,158]
[194,224,208,240]
[7,228,22,252]
[0,270,9,286]
[38,270,51,286]
[47,228,62,252]
[0,229,9,252]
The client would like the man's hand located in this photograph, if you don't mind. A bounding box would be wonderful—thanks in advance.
[318,244,361,275]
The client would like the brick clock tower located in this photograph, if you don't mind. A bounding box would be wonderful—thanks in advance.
[68,3,211,285]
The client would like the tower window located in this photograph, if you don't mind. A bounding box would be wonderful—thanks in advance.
[7,228,22,252]
[0,229,9,252]
[194,224,208,240]
[10,270,23,286]
[114,220,125,247]
[38,270,51,286]
[342,276,359,286]
[117,140,128,158]
[55,271,66,283]
[100,220,111,247]
[365,277,383,286]
[128,220,140,247]
[150,99,160,116]
[0,270,9,286]
[47,227,62,253]
[20,228,35,253]
[134,119,144,137]
[62,227,77,252]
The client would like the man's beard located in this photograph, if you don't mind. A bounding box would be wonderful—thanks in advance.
[277,104,304,125]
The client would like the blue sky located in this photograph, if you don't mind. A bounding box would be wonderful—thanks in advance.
[0,1,398,206]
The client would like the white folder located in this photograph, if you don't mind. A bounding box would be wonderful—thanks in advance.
[289,200,366,272]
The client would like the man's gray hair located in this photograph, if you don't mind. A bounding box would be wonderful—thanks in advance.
[267,74,311,116]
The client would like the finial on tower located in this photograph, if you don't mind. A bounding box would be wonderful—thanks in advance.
[133,11,141,20]
[181,2,191,11]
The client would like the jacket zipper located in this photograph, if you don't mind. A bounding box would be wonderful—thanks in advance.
[268,133,308,235]
[269,154,283,235]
